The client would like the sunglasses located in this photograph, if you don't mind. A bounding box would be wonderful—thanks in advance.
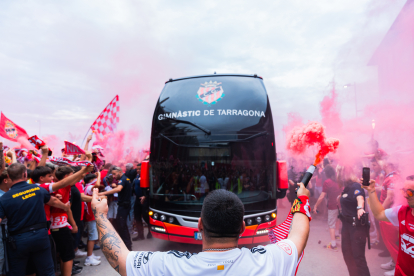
[401,188,414,197]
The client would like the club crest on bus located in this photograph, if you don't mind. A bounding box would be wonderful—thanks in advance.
[196,81,225,105]
[4,120,18,139]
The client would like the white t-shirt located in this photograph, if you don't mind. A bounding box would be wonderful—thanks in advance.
[384,205,402,227]
[195,175,208,194]
[126,239,298,276]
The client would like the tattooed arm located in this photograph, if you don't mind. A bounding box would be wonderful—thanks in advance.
[91,188,129,276]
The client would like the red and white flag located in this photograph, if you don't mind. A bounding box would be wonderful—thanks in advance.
[28,135,46,149]
[90,95,119,139]
[49,156,91,167]
[0,112,29,142]
[64,141,85,155]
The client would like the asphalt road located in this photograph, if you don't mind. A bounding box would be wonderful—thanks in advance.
[81,198,391,276]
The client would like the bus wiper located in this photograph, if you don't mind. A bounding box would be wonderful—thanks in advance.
[158,134,195,148]
[199,131,268,143]
[163,118,211,135]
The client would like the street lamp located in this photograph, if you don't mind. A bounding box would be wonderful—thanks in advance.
[344,82,357,117]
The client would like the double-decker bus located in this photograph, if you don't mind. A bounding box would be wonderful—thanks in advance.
[145,74,287,245]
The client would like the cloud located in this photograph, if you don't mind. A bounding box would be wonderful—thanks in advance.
[0,0,405,148]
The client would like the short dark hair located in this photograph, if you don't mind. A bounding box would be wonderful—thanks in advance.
[324,165,336,180]
[7,163,27,181]
[323,158,330,167]
[45,162,57,172]
[201,190,244,241]
[55,166,74,181]
[84,173,97,184]
[26,169,33,179]
[31,166,52,183]
[112,166,122,172]
[0,170,8,183]
[72,166,82,173]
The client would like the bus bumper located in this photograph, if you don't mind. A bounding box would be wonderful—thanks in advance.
[149,217,277,245]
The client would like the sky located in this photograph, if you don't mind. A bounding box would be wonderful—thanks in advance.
[0,0,407,149]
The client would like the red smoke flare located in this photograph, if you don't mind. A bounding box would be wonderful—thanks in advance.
[286,122,339,166]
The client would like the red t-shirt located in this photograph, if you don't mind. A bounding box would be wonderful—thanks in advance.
[50,185,71,229]
[101,170,108,181]
[395,205,414,276]
[38,183,54,221]
[380,172,399,204]
[84,184,95,222]
[75,182,85,221]
[322,179,341,210]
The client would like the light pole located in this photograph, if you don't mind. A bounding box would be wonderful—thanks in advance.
[344,82,357,117]
[36,120,41,136]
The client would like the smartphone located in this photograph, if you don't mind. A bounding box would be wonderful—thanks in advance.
[362,167,370,186]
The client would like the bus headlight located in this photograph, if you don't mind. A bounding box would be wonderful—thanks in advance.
[256,217,262,224]
[160,215,166,221]
[168,217,174,224]
[265,215,270,222]
[256,229,269,235]
[151,226,166,233]
[271,213,276,219]
[149,211,154,216]
[246,219,252,226]
[153,213,159,220]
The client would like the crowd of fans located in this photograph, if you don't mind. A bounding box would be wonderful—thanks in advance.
[285,140,406,276]
[1,133,413,276]
[0,135,150,276]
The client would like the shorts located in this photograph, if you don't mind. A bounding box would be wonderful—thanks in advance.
[51,227,75,262]
[108,201,118,219]
[86,221,99,241]
[328,209,339,229]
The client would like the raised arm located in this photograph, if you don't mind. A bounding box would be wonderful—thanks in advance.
[92,188,129,276]
[51,165,94,192]
[287,183,310,259]
[84,135,92,152]
[38,145,49,167]
[8,149,17,164]
[363,179,390,222]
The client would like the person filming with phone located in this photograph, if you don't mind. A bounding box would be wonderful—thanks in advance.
[363,174,414,276]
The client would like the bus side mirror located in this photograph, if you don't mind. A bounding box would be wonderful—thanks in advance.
[277,160,288,190]
[141,161,150,188]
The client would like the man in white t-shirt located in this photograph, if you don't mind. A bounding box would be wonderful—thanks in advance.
[91,182,310,276]
[364,176,414,276]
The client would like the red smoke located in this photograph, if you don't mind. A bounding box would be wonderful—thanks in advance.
[286,121,340,166]
[92,128,149,166]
